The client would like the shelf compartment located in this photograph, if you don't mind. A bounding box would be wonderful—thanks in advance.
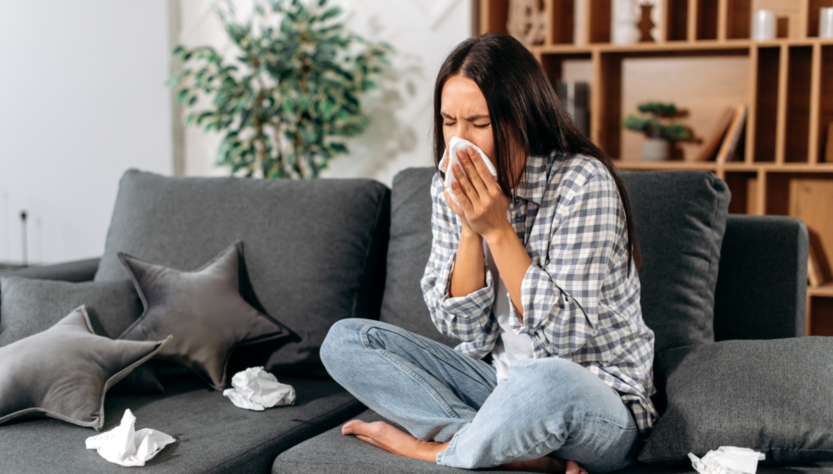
[611,50,749,162]
[665,0,690,41]
[695,0,720,40]
[540,52,594,83]
[818,45,833,163]
[766,172,833,285]
[752,46,780,162]
[588,0,612,43]
[478,0,510,35]
[808,0,833,37]
[725,0,751,40]
[784,46,813,162]
[809,297,833,336]
[549,0,577,44]
[724,171,760,214]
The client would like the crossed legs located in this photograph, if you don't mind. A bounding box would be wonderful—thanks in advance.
[320,319,640,473]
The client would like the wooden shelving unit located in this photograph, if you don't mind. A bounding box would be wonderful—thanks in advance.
[477,0,833,336]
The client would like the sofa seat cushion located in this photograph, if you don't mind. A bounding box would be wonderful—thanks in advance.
[613,462,833,474]
[275,409,833,474]
[93,170,390,378]
[0,373,365,474]
[273,409,537,474]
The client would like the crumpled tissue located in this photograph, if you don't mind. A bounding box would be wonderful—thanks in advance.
[223,367,295,411]
[85,409,175,467]
[438,136,497,207]
[689,446,766,474]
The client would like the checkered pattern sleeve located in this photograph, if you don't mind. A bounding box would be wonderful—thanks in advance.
[506,168,626,359]
[420,173,500,358]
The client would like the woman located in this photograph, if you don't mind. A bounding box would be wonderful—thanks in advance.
[320,32,657,473]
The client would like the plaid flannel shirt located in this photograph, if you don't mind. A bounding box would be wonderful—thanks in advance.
[420,152,658,438]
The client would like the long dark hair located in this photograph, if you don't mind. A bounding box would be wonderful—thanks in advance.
[433,32,641,271]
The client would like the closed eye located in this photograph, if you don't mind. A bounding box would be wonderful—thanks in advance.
[474,123,490,128]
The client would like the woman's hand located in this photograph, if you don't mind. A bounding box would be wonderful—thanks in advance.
[444,146,512,241]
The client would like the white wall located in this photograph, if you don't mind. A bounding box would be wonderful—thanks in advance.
[0,1,173,264]
[175,0,472,186]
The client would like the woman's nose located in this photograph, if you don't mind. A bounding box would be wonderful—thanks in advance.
[454,125,474,144]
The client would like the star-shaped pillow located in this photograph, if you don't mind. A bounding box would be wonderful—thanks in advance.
[117,241,287,391]
[0,306,170,430]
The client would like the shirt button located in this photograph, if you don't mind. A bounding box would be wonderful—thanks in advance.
[515,213,523,221]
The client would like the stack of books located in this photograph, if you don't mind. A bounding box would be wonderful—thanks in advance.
[695,104,748,164]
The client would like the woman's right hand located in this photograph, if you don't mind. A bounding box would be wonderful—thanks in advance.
[443,150,477,237]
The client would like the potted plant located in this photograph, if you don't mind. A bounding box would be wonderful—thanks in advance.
[167,0,392,179]
[622,101,691,161]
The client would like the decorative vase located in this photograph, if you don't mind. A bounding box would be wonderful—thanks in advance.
[611,0,640,45]
[641,137,669,161]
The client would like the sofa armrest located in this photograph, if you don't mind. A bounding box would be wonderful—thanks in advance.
[1,258,100,283]
[713,215,808,341]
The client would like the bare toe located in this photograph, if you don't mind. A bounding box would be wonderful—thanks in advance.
[342,419,365,435]
[566,460,587,474]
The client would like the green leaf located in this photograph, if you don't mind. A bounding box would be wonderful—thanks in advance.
[320,6,341,21]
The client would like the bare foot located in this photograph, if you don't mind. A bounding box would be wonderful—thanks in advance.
[502,457,587,473]
[342,419,448,462]
[342,419,588,474]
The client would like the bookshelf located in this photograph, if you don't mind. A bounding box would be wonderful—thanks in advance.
[476,0,833,336]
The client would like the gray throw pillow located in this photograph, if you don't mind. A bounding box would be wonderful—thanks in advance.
[639,337,833,465]
[118,240,289,391]
[0,276,163,393]
[619,171,731,355]
[0,306,170,430]
[94,170,390,379]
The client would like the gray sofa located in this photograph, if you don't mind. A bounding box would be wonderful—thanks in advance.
[0,167,827,473]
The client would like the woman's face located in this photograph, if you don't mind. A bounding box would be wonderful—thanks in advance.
[440,74,525,185]
[440,74,495,160]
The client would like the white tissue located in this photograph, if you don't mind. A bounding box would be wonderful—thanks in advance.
[689,446,766,474]
[85,409,175,467]
[438,137,497,207]
[223,367,295,411]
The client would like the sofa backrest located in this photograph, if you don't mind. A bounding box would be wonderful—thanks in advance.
[382,167,732,356]
[379,168,458,348]
[713,215,807,341]
[96,170,390,378]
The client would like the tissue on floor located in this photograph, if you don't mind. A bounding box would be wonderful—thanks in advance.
[85,409,175,467]
[223,367,295,411]
[438,137,497,208]
[689,446,765,474]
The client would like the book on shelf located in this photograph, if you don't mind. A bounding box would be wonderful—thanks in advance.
[715,103,747,165]
[825,122,833,164]
[808,240,825,288]
[695,107,735,162]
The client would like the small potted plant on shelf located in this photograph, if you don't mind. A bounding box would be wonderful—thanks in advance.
[622,101,691,161]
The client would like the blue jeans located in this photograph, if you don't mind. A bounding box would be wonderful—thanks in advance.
[320,319,641,473]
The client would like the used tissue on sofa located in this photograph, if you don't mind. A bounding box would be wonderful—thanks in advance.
[85,409,175,467]
[689,446,765,474]
[438,137,497,208]
[223,367,295,411]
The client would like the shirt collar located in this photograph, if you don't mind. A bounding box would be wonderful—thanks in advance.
[513,153,551,206]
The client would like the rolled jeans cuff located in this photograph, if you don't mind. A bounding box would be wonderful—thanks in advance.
[435,423,466,466]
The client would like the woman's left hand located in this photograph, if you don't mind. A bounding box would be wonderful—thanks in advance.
[450,146,512,241]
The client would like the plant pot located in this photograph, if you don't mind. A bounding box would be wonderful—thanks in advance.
[641,137,669,161]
